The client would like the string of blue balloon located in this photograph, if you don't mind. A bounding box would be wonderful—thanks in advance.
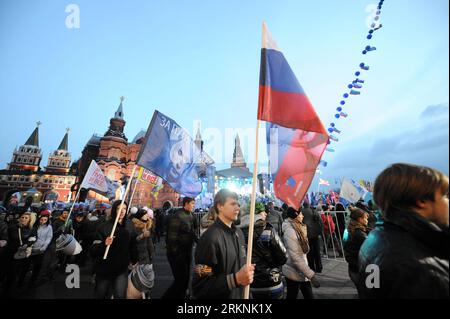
[321,0,385,167]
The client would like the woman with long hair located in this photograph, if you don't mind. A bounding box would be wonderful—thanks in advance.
[91,200,138,299]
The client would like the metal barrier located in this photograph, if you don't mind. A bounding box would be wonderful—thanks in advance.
[193,211,207,238]
[319,210,348,261]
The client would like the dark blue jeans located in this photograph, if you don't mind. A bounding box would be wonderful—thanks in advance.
[94,272,128,299]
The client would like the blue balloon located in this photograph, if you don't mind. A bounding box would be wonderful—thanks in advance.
[362,50,367,54]
[367,34,372,40]
[359,63,365,68]
[355,71,360,76]
[343,93,349,98]
[337,107,343,112]
[340,100,345,105]
[348,84,353,89]
[335,114,340,119]
[365,45,371,50]
[330,123,335,127]
[369,30,374,34]
[328,128,333,133]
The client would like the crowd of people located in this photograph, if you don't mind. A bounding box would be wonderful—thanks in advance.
[0,163,448,299]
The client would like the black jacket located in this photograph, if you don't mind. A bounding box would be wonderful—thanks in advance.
[302,206,324,239]
[344,223,368,273]
[0,220,8,241]
[131,218,155,264]
[91,219,138,278]
[6,224,33,255]
[73,218,89,242]
[51,217,72,242]
[166,208,198,256]
[358,210,449,299]
[192,218,246,299]
[241,221,287,288]
[266,209,284,238]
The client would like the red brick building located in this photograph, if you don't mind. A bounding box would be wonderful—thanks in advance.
[0,124,77,205]
[74,97,180,208]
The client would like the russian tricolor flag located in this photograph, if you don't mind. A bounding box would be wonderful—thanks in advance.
[258,22,328,210]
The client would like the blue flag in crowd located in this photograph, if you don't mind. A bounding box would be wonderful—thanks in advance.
[136,110,212,198]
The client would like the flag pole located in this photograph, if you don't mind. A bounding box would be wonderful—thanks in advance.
[64,186,82,229]
[103,164,138,260]
[126,179,139,215]
[244,120,261,299]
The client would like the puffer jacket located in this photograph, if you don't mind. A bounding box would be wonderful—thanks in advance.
[358,209,449,299]
[131,218,155,264]
[31,224,53,255]
[239,215,288,288]
[282,220,315,282]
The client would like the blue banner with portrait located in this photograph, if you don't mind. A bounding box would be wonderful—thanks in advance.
[137,110,211,198]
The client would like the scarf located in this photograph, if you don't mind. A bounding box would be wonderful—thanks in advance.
[290,218,310,254]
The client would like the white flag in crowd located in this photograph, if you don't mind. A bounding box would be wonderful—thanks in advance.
[340,177,367,203]
[80,160,108,193]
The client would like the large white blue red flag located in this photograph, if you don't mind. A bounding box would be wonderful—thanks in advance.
[258,22,328,210]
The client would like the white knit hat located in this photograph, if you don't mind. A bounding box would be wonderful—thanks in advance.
[143,206,154,219]
[130,207,138,215]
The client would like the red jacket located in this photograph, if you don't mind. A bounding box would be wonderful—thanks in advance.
[321,213,335,234]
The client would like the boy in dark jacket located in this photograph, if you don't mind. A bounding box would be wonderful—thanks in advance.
[192,189,254,299]
[302,202,324,273]
[358,163,449,299]
[162,197,198,299]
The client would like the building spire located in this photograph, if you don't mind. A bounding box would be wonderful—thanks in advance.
[195,123,202,141]
[58,128,70,151]
[25,121,41,146]
[232,133,246,168]
[114,96,125,119]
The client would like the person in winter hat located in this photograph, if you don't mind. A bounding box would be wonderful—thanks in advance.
[24,210,53,287]
[127,208,155,298]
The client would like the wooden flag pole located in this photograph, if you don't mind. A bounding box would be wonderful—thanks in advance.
[103,164,138,260]
[244,120,261,299]
[64,186,82,229]
[126,171,141,216]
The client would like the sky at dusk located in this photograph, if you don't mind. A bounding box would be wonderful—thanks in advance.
[0,0,448,190]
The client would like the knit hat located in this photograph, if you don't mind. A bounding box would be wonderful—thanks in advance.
[129,207,138,215]
[134,208,148,220]
[39,210,50,217]
[145,207,154,220]
[286,207,299,219]
[130,264,155,292]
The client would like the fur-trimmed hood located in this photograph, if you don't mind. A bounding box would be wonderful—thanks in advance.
[132,217,152,231]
